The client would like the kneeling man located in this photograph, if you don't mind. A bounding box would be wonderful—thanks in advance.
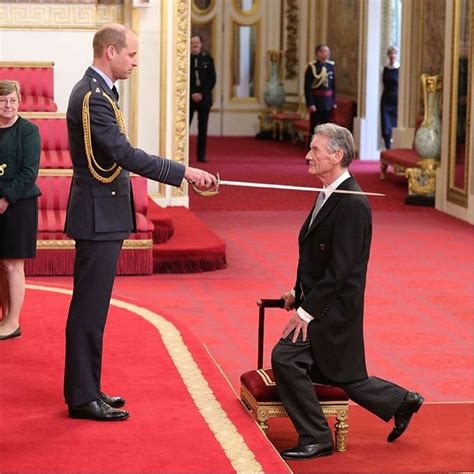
[272,124,423,459]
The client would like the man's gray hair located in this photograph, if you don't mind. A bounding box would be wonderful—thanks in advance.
[313,123,355,167]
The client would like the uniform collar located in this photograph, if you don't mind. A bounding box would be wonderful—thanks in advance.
[90,65,116,91]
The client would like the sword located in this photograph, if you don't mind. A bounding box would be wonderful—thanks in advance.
[190,174,385,197]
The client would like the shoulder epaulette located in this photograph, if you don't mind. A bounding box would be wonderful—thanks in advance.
[326,60,335,66]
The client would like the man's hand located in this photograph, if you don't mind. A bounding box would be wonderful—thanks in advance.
[184,167,217,188]
[333,104,338,109]
[308,105,316,113]
[282,312,309,343]
[191,93,203,103]
[281,291,295,311]
[0,198,9,214]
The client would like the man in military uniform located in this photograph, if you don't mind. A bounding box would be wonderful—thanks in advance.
[304,44,337,147]
[190,34,216,163]
[64,23,216,421]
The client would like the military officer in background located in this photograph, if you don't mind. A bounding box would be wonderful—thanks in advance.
[190,34,216,163]
[64,23,216,421]
[304,44,337,147]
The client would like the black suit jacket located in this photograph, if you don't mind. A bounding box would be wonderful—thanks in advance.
[190,53,216,107]
[295,176,371,383]
[65,68,185,241]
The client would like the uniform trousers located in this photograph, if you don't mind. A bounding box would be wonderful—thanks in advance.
[190,99,211,161]
[64,239,123,406]
[271,332,408,445]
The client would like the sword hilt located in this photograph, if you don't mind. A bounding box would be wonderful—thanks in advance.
[190,172,221,197]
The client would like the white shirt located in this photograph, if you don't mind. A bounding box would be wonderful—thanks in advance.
[295,169,351,323]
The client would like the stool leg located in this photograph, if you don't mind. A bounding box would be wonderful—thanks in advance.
[257,417,269,434]
[380,162,388,180]
[334,408,349,452]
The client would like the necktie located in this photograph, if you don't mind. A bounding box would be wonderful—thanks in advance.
[309,191,325,227]
[111,85,119,101]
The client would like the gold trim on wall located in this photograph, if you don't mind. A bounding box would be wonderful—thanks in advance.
[0,4,122,29]
[128,7,139,146]
[447,0,472,207]
[191,0,216,15]
[172,0,190,199]
[232,0,260,17]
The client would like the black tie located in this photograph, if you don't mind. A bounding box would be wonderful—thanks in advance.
[111,85,119,101]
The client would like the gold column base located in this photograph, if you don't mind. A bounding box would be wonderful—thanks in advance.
[405,167,437,196]
[258,110,274,134]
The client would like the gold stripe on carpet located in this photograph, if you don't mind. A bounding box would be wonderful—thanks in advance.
[26,283,263,473]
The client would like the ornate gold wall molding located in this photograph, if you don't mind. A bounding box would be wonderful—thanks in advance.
[284,0,298,79]
[172,0,189,199]
[0,3,122,28]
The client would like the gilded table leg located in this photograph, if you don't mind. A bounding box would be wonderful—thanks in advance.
[334,408,349,452]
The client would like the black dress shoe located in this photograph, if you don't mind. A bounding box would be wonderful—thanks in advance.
[387,391,424,442]
[100,391,125,408]
[68,399,129,421]
[280,441,334,460]
[0,327,21,340]
[197,157,207,163]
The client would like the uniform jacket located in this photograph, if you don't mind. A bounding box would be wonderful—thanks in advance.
[0,117,41,204]
[65,67,185,241]
[190,52,216,107]
[295,176,371,383]
[304,60,336,111]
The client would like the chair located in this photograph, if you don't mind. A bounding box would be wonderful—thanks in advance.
[0,61,58,112]
[240,299,350,452]
[272,97,308,141]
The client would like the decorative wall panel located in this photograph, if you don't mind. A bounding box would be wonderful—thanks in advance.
[420,0,446,76]
[326,0,358,99]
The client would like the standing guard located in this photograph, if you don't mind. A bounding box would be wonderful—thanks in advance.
[304,44,336,147]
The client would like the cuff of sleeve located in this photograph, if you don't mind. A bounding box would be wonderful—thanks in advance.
[297,307,314,323]
[290,288,295,298]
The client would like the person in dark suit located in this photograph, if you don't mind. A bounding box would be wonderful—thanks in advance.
[189,34,216,163]
[0,79,41,341]
[304,44,336,147]
[381,46,399,149]
[271,124,424,460]
[64,23,216,421]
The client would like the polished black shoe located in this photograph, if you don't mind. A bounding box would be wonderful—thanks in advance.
[0,327,21,340]
[100,391,125,408]
[68,399,129,421]
[280,441,334,460]
[387,391,424,442]
[197,157,207,163]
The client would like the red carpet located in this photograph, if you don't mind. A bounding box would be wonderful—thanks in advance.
[3,137,473,472]
[269,403,474,472]
[0,285,288,473]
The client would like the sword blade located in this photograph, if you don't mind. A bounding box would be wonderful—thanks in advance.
[218,180,385,197]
